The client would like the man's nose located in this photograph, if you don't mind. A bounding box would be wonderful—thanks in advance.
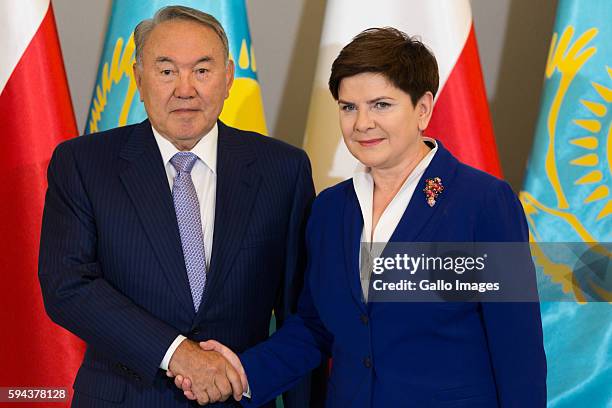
[174,72,196,98]
[355,109,374,132]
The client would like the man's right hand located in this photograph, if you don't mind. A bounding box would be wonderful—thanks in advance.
[171,339,249,402]
[168,339,243,405]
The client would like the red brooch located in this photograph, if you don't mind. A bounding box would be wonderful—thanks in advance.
[423,177,443,207]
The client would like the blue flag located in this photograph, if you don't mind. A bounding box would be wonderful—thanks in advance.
[85,0,266,135]
[520,0,611,406]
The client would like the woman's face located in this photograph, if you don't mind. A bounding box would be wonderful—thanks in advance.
[337,72,433,172]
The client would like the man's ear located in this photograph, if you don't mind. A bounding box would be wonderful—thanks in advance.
[224,59,235,99]
[133,62,143,102]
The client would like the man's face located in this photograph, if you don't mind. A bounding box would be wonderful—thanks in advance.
[134,19,234,149]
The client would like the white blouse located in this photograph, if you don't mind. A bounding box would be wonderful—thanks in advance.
[353,137,438,299]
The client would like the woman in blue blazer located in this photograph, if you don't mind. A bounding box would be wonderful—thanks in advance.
[175,27,547,407]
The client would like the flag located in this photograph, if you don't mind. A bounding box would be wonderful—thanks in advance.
[520,0,612,406]
[303,0,500,192]
[86,0,266,135]
[0,0,84,403]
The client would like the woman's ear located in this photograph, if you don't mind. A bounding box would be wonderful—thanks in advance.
[416,91,434,132]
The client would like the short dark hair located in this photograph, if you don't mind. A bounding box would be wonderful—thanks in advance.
[328,27,439,105]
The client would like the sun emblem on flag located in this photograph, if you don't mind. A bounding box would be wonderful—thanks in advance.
[568,66,612,221]
[219,38,268,135]
[520,25,611,302]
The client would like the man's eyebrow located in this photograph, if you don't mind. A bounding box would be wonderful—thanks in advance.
[155,56,174,64]
[194,56,213,64]
[154,56,214,64]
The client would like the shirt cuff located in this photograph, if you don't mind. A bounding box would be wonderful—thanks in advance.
[160,334,187,371]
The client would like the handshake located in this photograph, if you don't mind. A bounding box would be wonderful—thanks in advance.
[166,339,247,405]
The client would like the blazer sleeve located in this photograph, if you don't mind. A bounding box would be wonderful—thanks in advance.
[38,142,180,385]
[273,152,327,408]
[240,190,333,407]
[476,179,547,407]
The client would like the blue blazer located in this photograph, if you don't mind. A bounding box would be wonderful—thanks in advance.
[38,120,321,408]
[241,142,547,407]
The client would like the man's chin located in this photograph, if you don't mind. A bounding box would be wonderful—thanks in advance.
[155,126,203,150]
[170,120,213,136]
[168,126,203,140]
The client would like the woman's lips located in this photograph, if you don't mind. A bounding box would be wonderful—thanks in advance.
[357,138,384,147]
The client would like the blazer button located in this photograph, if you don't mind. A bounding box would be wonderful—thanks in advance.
[191,329,200,336]
[363,357,372,368]
[360,314,369,325]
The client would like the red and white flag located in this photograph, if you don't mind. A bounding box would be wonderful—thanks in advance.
[304,0,501,192]
[0,0,83,402]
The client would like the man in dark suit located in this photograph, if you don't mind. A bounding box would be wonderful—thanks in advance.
[38,5,315,407]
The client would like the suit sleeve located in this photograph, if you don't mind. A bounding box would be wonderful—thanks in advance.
[240,183,333,407]
[274,152,327,408]
[38,142,180,385]
[476,180,547,407]
[273,152,315,336]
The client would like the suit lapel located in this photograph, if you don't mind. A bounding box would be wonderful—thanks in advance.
[342,142,459,310]
[389,142,458,243]
[343,186,367,311]
[198,122,261,314]
[119,120,195,316]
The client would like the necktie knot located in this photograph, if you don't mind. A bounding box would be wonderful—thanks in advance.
[171,152,198,174]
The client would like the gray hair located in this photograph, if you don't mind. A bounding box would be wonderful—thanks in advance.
[134,5,230,66]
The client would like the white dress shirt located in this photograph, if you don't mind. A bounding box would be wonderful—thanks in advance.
[354,137,438,299]
[151,124,218,371]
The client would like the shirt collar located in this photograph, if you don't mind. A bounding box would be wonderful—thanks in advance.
[353,136,438,179]
[152,123,218,174]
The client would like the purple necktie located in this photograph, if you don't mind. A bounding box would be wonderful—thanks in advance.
[170,152,207,312]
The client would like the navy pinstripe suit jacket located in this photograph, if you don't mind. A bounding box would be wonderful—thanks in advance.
[39,120,320,407]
